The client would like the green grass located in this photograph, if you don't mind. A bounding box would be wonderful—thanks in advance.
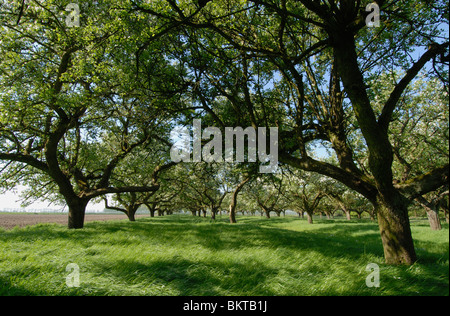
[0,215,448,296]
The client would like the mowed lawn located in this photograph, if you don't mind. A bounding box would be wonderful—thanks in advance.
[0,215,448,296]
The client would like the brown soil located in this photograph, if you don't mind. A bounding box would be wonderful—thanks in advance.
[0,213,147,230]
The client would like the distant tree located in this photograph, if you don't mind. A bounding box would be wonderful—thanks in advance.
[247,174,288,218]
[285,171,326,224]
[102,150,177,221]
[228,173,252,223]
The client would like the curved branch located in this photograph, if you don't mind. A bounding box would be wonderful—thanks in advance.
[395,164,449,200]
[0,153,48,173]
[378,42,450,132]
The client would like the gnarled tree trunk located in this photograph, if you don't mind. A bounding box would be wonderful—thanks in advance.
[375,194,417,265]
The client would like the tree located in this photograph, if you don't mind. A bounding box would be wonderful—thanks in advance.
[285,171,326,224]
[228,173,252,223]
[136,0,449,264]
[101,147,178,221]
[142,164,186,217]
[247,174,288,218]
[382,75,449,230]
[0,0,186,228]
[183,163,229,219]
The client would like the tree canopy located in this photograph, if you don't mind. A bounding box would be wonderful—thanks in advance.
[1,0,448,265]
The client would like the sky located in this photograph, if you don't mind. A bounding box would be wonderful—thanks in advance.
[0,186,104,212]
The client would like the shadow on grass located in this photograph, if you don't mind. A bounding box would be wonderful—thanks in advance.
[2,215,442,262]
[1,215,448,295]
[93,257,279,295]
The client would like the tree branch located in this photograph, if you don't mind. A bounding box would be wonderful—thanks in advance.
[84,185,161,199]
[378,42,450,131]
[395,164,449,200]
[0,153,48,173]
[103,196,126,213]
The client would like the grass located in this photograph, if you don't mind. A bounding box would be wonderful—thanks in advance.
[0,215,448,296]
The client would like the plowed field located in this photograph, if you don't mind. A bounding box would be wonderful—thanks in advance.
[0,213,146,230]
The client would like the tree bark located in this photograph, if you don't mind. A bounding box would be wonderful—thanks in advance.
[145,203,157,217]
[344,208,351,220]
[126,206,138,222]
[127,212,136,221]
[68,198,89,229]
[306,211,313,224]
[426,210,442,231]
[416,196,442,230]
[331,29,419,265]
[229,177,250,223]
[375,194,417,265]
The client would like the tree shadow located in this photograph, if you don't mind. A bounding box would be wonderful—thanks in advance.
[1,215,447,295]
[92,257,279,296]
[0,216,413,261]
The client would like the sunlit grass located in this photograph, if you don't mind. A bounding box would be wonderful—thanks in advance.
[0,215,448,295]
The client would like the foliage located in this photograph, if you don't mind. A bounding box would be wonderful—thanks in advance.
[0,0,448,265]
[0,0,186,227]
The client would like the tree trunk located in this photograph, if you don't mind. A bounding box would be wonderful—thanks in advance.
[306,211,313,224]
[331,29,417,265]
[127,207,137,222]
[416,196,442,230]
[146,203,157,217]
[344,208,351,220]
[68,198,89,229]
[229,177,250,223]
[375,195,417,265]
[426,210,442,230]
[368,209,376,221]
[229,204,237,223]
[127,212,136,221]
